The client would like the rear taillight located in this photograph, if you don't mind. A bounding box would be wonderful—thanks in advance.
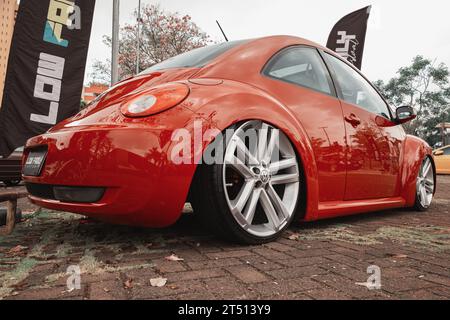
[120,82,189,118]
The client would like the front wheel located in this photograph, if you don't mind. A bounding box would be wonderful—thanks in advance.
[192,120,302,244]
[414,157,435,211]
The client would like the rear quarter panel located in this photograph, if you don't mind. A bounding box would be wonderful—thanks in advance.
[182,79,322,220]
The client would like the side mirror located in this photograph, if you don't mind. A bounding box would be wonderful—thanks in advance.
[396,106,416,124]
[434,150,444,156]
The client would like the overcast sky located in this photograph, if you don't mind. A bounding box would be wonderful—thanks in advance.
[85,0,450,84]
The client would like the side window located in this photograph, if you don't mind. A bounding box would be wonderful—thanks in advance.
[444,148,450,156]
[324,53,391,119]
[264,47,333,96]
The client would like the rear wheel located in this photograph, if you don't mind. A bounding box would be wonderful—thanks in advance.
[414,157,435,211]
[192,120,302,244]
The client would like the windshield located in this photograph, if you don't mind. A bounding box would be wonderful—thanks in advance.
[140,40,248,74]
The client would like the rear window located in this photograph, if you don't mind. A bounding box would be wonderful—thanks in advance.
[140,40,248,74]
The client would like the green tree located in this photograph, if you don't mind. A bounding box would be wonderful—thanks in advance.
[374,56,450,147]
[89,4,211,83]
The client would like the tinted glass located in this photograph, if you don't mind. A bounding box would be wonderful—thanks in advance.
[444,147,450,156]
[141,40,248,74]
[264,47,333,95]
[325,53,391,118]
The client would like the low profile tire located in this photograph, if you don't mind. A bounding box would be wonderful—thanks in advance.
[191,120,302,244]
[3,180,21,187]
[414,157,435,212]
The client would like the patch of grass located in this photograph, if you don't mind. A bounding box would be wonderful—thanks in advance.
[0,257,38,299]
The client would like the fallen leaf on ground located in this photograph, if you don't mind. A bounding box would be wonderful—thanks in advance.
[103,288,110,293]
[288,233,300,241]
[386,253,408,259]
[165,254,184,262]
[8,245,28,254]
[124,279,133,289]
[150,277,167,287]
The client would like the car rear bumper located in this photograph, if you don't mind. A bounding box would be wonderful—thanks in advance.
[23,124,198,228]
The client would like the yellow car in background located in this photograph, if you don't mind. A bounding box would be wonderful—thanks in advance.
[433,146,450,174]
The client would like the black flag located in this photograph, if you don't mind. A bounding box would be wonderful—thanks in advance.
[327,6,371,70]
[0,0,96,157]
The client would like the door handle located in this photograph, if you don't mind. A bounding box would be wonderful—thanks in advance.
[345,114,361,127]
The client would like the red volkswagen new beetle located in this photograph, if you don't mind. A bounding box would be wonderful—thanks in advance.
[23,36,436,244]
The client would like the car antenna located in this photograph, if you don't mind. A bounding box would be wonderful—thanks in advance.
[216,20,229,42]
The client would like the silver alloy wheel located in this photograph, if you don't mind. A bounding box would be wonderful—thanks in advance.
[223,121,300,238]
[416,157,435,208]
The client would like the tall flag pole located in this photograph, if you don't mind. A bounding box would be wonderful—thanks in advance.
[0,0,96,158]
[327,6,371,70]
[111,0,120,85]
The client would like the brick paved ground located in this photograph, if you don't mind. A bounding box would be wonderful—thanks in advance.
[0,177,449,300]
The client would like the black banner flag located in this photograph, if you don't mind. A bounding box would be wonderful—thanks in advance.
[327,6,371,70]
[0,0,96,157]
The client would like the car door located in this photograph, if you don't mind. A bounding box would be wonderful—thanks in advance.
[322,52,405,200]
[259,46,348,202]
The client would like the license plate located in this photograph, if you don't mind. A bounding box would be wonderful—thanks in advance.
[23,149,47,176]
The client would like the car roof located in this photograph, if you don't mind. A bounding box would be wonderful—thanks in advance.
[222,35,338,62]
[193,35,342,84]
[254,35,330,51]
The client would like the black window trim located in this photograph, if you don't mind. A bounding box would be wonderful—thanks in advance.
[261,45,338,99]
[319,49,395,121]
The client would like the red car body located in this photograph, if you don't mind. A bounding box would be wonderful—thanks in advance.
[23,36,434,229]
